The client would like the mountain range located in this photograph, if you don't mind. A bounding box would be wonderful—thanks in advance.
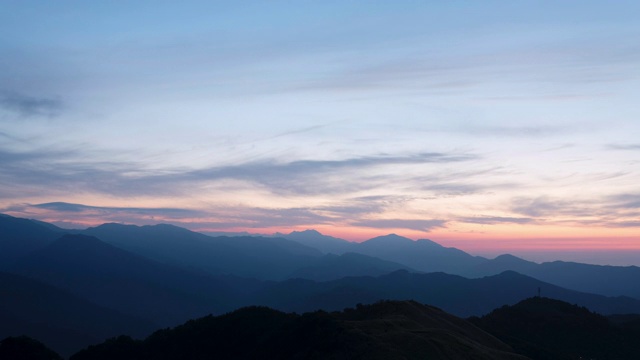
[2,213,640,357]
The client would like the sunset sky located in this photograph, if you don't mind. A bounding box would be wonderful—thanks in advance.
[1,1,639,264]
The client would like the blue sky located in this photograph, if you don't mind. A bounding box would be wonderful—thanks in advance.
[1,1,639,263]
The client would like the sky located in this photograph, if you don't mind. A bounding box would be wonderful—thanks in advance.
[1,1,639,264]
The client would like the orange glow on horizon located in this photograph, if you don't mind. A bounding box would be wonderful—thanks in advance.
[5,207,639,253]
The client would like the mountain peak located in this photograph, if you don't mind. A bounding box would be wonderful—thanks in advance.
[288,229,323,237]
[298,229,322,235]
[494,254,523,261]
[492,254,534,266]
[90,222,133,230]
[365,233,413,244]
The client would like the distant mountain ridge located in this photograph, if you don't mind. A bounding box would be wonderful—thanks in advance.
[0,271,155,357]
[3,213,640,357]
[0,214,66,268]
[253,269,640,317]
[288,252,415,281]
[81,223,323,280]
[10,234,242,327]
[464,253,640,299]
[281,229,356,254]
[3,213,640,299]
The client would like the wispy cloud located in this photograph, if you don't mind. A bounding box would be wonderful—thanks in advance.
[32,202,197,216]
[605,193,640,210]
[1,201,208,228]
[458,216,535,225]
[0,145,479,199]
[0,91,63,118]
[510,194,640,229]
[350,218,447,232]
[314,195,409,217]
[447,124,572,138]
[3,202,338,230]
[607,143,640,151]
[510,196,576,218]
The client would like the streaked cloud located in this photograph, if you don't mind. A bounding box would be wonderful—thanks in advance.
[607,144,640,151]
[458,216,535,225]
[32,202,197,216]
[510,195,640,229]
[0,91,63,118]
[511,197,576,218]
[0,144,479,198]
[605,193,640,210]
[350,219,447,232]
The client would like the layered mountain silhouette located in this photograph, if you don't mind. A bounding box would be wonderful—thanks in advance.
[281,229,356,254]
[81,223,323,280]
[288,252,415,281]
[465,253,640,299]
[70,300,528,360]
[9,234,242,327]
[285,231,640,299]
[355,234,488,274]
[3,213,640,357]
[253,269,640,317]
[0,214,65,269]
[80,223,417,281]
[0,271,155,357]
[283,230,488,274]
[40,217,637,299]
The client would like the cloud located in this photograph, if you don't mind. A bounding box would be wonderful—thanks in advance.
[5,201,205,219]
[0,144,478,199]
[5,201,450,233]
[0,91,63,118]
[607,143,640,151]
[510,197,574,218]
[4,202,338,230]
[411,167,520,197]
[209,207,336,229]
[605,193,640,210]
[458,216,535,225]
[350,219,446,232]
[32,202,197,216]
[158,151,478,196]
[610,221,640,228]
[509,194,640,229]
[313,195,408,217]
[448,124,572,138]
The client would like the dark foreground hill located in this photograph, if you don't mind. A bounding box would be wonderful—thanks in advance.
[0,336,63,360]
[470,297,640,360]
[70,300,529,360]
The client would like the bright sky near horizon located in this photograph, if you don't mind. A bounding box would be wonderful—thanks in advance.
[1,1,639,263]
